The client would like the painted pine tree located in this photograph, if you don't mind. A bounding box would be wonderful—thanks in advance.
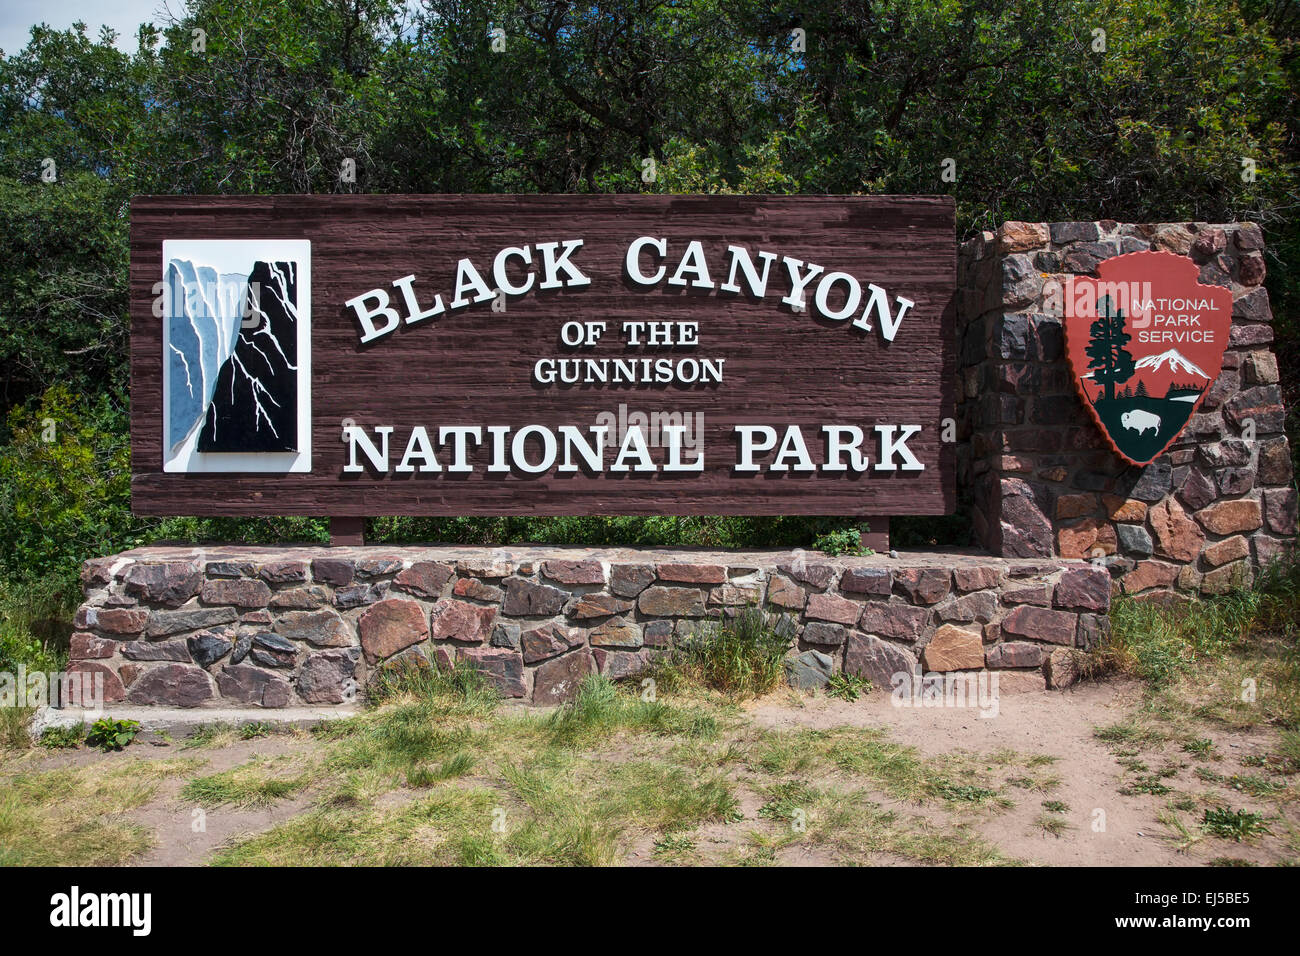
[1085,296,1135,403]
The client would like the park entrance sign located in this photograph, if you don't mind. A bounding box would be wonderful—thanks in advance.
[130,195,956,519]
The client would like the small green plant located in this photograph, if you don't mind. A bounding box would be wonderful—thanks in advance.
[85,717,140,752]
[1094,722,1154,745]
[182,723,229,748]
[826,672,872,702]
[1041,800,1069,813]
[1035,814,1070,837]
[39,725,84,749]
[1182,738,1215,758]
[811,525,866,556]
[931,782,1000,804]
[652,834,696,860]
[1224,774,1284,797]
[240,721,272,740]
[1201,807,1271,842]
[1121,776,1172,796]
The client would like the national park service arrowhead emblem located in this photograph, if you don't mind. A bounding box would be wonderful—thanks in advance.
[1064,250,1231,466]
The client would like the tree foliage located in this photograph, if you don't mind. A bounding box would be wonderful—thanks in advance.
[0,0,1296,584]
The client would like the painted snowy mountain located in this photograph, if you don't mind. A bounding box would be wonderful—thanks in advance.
[1082,348,1209,381]
[197,260,299,452]
[1132,348,1209,379]
[166,259,250,453]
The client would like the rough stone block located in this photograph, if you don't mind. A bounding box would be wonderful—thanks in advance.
[565,593,634,619]
[922,625,984,671]
[297,651,357,704]
[609,564,656,598]
[532,651,595,704]
[393,561,454,598]
[130,663,216,707]
[1052,568,1110,612]
[588,617,643,649]
[844,632,919,686]
[805,592,862,625]
[985,641,1044,669]
[785,650,834,690]
[656,563,727,585]
[275,609,352,648]
[638,586,707,617]
[840,567,892,596]
[216,664,290,708]
[201,578,272,608]
[311,557,355,587]
[457,647,525,698]
[124,562,203,606]
[999,605,1076,645]
[542,559,606,585]
[893,568,952,605]
[503,578,570,616]
[521,621,582,663]
[1195,499,1263,536]
[359,599,429,663]
[858,602,930,643]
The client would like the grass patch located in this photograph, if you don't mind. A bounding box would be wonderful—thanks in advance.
[205,670,1031,867]
[0,758,199,865]
[1103,590,1260,686]
[1034,814,1071,837]
[648,608,789,699]
[1094,721,1166,747]
[542,675,719,748]
[0,577,71,678]
[210,787,504,866]
[0,708,36,750]
[181,723,241,749]
[239,721,273,740]
[182,756,314,809]
[1121,776,1173,797]
[1158,810,1202,852]
[215,755,738,866]
[1098,556,1300,732]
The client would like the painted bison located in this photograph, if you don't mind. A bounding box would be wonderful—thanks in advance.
[1121,408,1161,436]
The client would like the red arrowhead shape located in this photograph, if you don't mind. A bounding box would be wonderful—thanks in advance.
[1064,251,1232,466]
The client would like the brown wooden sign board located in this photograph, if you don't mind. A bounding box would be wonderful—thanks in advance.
[130,194,956,517]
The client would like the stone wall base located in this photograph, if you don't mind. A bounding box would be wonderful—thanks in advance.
[71,545,1113,709]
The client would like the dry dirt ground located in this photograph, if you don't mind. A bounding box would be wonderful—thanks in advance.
[746,681,1274,867]
[4,677,1295,866]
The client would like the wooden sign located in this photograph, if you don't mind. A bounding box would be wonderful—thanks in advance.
[129,195,956,517]
[1064,251,1232,466]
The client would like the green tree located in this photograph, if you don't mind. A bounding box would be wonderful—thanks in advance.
[1086,296,1136,403]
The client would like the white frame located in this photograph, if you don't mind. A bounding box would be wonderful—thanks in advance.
[161,239,312,473]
